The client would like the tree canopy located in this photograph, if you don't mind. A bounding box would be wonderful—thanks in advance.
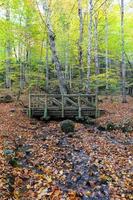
[0,0,132,96]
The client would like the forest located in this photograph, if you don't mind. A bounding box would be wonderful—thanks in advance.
[0,0,133,199]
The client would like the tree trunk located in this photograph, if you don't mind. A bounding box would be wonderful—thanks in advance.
[5,7,11,88]
[43,0,68,95]
[105,11,109,95]
[65,46,69,80]
[45,36,49,91]
[121,0,127,102]
[20,61,25,90]
[94,15,99,95]
[87,0,93,93]
[78,0,83,89]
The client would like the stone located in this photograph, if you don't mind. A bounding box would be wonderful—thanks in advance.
[60,120,75,134]
[4,149,14,156]
[0,95,13,103]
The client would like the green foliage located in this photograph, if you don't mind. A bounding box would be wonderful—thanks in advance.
[0,0,132,92]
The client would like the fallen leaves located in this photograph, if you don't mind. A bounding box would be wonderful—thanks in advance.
[0,99,132,199]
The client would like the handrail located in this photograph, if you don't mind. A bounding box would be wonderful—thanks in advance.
[28,93,97,119]
[30,93,96,97]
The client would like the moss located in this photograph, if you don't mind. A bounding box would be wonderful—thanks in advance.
[119,118,133,133]
[60,120,75,134]
[106,121,116,131]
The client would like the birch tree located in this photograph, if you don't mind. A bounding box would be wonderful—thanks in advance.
[42,0,68,95]
[105,9,109,94]
[45,35,49,91]
[94,14,99,95]
[87,0,93,93]
[121,0,127,102]
[78,0,83,88]
[5,6,11,88]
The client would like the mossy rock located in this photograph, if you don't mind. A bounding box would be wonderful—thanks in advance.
[60,120,75,134]
[9,157,21,167]
[85,117,95,125]
[0,95,13,103]
[106,121,116,131]
[97,125,106,131]
[119,118,133,133]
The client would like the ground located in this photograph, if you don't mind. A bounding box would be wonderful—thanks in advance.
[0,97,132,200]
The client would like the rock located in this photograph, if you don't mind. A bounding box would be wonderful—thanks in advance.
[67,132,74,138]
[119,118,133,133]
[10,108,16,113]
[85,117,95,125]
[6,174,15,193]
[9,157,20,167]
[4,149,15,156]
[106,121,116,131]
[0,95,13,103]
[60,120,75,134]
[97,125,106,131]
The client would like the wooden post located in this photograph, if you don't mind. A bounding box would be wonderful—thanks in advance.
[78,95,81,118]
[28,93,32,118]
[62,95,64,118]
[91,95,94,105]
[44,94,48,119]
[95,94,99,118]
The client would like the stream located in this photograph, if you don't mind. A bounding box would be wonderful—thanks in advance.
[4,132,110,199]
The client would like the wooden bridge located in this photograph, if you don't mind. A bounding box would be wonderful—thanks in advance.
[28,93,99,119]
[127,86,133,96]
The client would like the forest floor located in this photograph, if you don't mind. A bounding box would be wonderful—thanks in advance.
[0,96,133,200]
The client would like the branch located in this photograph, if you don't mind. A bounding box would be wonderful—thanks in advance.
[124,51,132,68]
[92,0,108,16]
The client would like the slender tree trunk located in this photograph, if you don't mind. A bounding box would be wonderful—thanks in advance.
[121,0,127,102]
[25,49,29,84]
[65,45,69,80]
[25,17,30,85]
[78,0,83,89]
[18,15,25,90]
[20,61,25,90]
[69,66,72,89]
[87,0,93,93]
[5,7,11,88]
[105,11,109,95]
[43,0,68,95]
[45,36,49,91]
[94,15,99,95]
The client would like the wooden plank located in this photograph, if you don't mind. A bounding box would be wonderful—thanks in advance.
[28,93,32,118]
[62,95,64,118]
[51,98,62,106]
[30,93,96,98]
[78,95,81,118]
[31,109,96,118]
[65,97,78,107]
[43,94,48,118]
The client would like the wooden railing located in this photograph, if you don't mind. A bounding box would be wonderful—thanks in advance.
[28,93,97,119]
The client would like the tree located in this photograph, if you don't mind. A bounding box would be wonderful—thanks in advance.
[105,8,109,94]
[5,6,11,88]
[78,0,83,88]
[94,14,99,95]
[87,0,93,93]
[42,0,68,95]
[121,0,127,102]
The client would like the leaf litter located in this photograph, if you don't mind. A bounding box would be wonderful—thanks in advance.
[0,99,132,200]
